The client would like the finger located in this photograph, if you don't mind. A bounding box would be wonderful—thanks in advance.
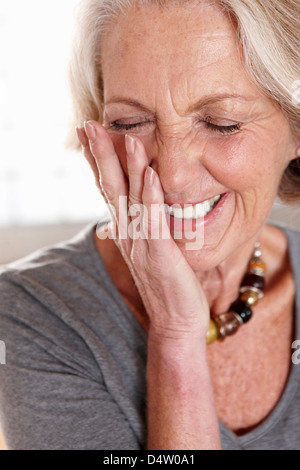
[84,121,130,242]
[142,167,174,256]
[76,126,89,148]
[125,134,149,206]
[84,121,128,202]
[76,127,101,190]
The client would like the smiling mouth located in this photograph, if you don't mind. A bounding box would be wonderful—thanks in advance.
[164,195,222,219]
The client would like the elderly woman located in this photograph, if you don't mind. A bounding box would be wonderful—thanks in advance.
[0,0,300,450]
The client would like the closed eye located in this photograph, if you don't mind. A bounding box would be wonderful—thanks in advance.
[110,121,150,131]
[110,119,241,135]
[205,121,241,135]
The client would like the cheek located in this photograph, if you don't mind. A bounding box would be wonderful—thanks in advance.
[203,132,281,192]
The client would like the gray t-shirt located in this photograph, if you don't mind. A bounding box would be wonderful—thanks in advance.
[0,220,299,450]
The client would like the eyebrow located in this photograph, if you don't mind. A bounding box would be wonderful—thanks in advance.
[187,93,255,112]
[105,98,152,113]
[105,93,255,113]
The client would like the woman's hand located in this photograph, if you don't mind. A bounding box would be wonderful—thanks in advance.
[77,122,221,450]
[77,122,210,341]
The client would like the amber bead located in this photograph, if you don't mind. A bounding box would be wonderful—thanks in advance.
[214,312,241,340]
[230,300,253,323]
[206,319,220,344]
[240,290,260,306]
[249,260,265,271]
[248,259,265,276]
[241,272,265,291]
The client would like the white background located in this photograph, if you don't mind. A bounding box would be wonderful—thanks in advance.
[0,0,106,227]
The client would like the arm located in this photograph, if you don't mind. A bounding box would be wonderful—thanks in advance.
[147,333,221,450]
[80,122,222,450]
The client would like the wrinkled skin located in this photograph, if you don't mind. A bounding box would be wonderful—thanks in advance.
[77,1,299,432]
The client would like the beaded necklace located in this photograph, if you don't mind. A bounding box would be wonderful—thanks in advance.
[206,243,265,344]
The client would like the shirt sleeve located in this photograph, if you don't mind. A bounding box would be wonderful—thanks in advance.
[0,277,142,450]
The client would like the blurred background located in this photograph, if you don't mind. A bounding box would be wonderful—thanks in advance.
[0,0,300,452]
[0,0,108,268]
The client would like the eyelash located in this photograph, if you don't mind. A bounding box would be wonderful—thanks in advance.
[110,120,241,135]
[205,122,241,135]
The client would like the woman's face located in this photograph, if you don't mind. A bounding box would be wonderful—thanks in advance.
[100,1,296,269]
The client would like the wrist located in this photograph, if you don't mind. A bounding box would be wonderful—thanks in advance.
[148,321,208,346]
[147,325,208,368]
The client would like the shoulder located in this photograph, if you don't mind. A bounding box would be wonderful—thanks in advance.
[0,218,138,355]
[0,220,98,282]
[0,221,113,368]
[0,220,128,392]
[0,220,105,306]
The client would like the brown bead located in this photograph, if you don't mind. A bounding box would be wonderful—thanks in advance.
[214,312,241,340]
[241,273,265,291]
[240,290,260,306]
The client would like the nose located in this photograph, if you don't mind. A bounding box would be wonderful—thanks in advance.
[148,135,203,197]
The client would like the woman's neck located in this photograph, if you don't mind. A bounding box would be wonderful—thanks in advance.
[93,224,289,332]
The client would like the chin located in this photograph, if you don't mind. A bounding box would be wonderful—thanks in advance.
[169,193,268,273]
[167,191,236,270]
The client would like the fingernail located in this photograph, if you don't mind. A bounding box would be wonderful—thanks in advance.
[84,121,96,143]
[76,127,89,148]
[125,134,136,156]
[145,166,155,188]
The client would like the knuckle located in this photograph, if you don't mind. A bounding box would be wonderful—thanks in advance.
[101,182,116,202]
[128,191,142,207]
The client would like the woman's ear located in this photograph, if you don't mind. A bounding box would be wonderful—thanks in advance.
[288,140,300,163]
[292,146,300,162]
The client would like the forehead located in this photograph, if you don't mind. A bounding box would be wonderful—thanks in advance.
[100,2,256,107]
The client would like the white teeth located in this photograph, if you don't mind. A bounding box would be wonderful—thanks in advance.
[195,204,207,218]
[181,205,194,219]
[172,207,183,218]
[203,200,211,212]
[165,195,221,219]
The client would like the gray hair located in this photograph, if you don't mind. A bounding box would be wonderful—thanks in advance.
[67,0,300,203]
